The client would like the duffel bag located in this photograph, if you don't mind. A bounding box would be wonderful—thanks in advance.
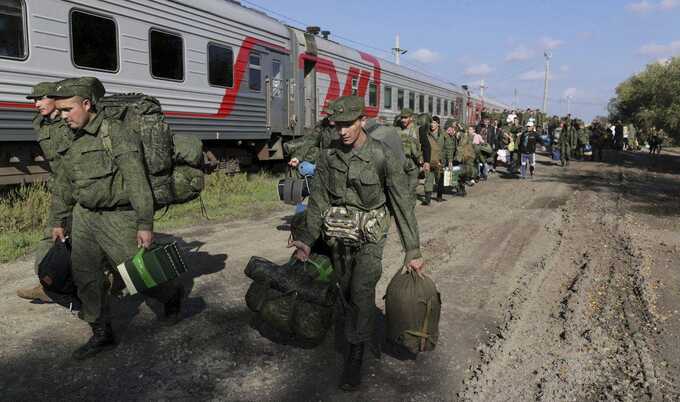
[384,266,441,358]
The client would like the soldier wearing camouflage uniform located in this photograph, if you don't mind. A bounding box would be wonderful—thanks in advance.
[396,108,422,203]
[50,77,183,360]
[419,115,445,204]
[289,96,423,392]
[17,82,76,303]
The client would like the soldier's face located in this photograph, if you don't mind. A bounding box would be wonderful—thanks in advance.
[401,116,411,128]
[337,118,364,146]
[56,96,93,129]
[34,97,56,116]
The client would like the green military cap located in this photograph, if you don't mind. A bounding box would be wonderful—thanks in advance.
[50,77,106,104]
[328,95,365,123]
[323,99,336,116]
[399,108,414,118]
[416,113,432,127]
[26,82,58,99]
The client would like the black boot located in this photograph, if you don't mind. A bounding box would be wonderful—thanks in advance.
[160,287,183,326]
[72,321,116,360]
[458,182,467,197]
[340,343,365,392]
[421,192,431,206]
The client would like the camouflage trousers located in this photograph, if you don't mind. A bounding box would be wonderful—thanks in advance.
[405,161,419,206]
[331,237,386,345]
[71,204,179,323]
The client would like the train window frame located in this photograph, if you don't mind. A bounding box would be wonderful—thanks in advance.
[248,52,262,92]
[384,85,392,109]
[207,42,234,88]
[419,93,424,113]
[397,88,404,110]
[408,91,415,111]
[69,9,119,73]
[149,28,185,82]
[368,82,377,107]
[437,97,441,115]
[0,0,28,61]
[428,96,433,113]
[444,99,449,115]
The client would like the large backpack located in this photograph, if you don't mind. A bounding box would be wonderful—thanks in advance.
[99,94,204,208]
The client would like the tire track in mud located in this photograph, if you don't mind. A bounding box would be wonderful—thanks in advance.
[459,164,676,401]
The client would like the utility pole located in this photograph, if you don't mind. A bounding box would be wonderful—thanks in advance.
[566,95,572,115]
[513,88,518,109]
[392,34,407,65]
[542,51,552,115]
[479,79,486,99]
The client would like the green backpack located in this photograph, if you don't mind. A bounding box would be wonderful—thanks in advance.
[99,94,204,208]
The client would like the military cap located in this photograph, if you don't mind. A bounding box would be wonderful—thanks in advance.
[50,77,106,104]
[416,113,432,127]
[26,82,58,99]
[399,108,414,118]
[327,95,365,123]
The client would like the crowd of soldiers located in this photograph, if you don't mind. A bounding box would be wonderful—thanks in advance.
[17,78,667,392]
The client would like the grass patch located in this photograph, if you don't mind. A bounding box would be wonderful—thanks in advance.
[154,172,282,231]
[0,182,51,264]
[0,172,282,264]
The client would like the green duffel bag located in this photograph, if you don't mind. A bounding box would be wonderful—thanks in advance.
[172,164,204,204]
[384,266,441,358]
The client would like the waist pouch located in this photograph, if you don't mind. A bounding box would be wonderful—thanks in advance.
[322,206,388,246]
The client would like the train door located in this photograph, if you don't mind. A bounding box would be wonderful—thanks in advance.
[265,54,288,133]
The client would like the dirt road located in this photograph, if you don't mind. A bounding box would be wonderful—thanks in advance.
[2,150,679,401]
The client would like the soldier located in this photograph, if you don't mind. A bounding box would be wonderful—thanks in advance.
[17,82,76,303]
[288,96,423,391]
[443,119,463,195]
[419,115,445,204]
[396,108,422,202]
[50,77,183,360]
[558,118,572,167]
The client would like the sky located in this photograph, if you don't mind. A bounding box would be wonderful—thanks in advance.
[245,0,679,121]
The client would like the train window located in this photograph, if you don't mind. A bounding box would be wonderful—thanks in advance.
[0,0,27,60]
[397,89,404,110]
[249,53,261,91]
[408,92,415,110]
[368,82,377,107]
[351,78,358,95]
[150,29,184,81]
[384,86,392,109]
[419,94,424,113]
[208,43,234,87]
[71,10,118,72]
[444,99,449,115]
[437,98,441,115]
[428,96,433,113]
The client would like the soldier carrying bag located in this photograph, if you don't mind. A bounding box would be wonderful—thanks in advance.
[99,94,205,208]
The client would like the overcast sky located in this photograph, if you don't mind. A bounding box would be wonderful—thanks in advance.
[247,0,677,121]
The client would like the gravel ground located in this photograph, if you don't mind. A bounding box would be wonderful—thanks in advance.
[1,150,679,401]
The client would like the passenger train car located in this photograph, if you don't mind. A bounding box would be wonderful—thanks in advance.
[0,0,507,184]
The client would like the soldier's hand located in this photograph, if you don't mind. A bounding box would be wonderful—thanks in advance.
[288,158,300,168]
[52,227,66,242]
[287,239,311,262]
[137,230,154,249]
[407,258,425,274]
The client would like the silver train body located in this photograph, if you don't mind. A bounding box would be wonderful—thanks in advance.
[0,0,507,184]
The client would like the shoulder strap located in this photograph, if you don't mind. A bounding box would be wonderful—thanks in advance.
[100,119,113,155]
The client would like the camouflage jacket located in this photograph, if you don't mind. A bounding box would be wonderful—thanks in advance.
[33,113,76,227]
[296,137,422,263]
[51,112,155,231]
[289,123,337,164]
[442,133,457,162]
[398,125,422,166]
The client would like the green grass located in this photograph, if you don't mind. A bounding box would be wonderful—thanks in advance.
[154,172,283,231]
[0,172,282,264]
[0,182,51,264]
